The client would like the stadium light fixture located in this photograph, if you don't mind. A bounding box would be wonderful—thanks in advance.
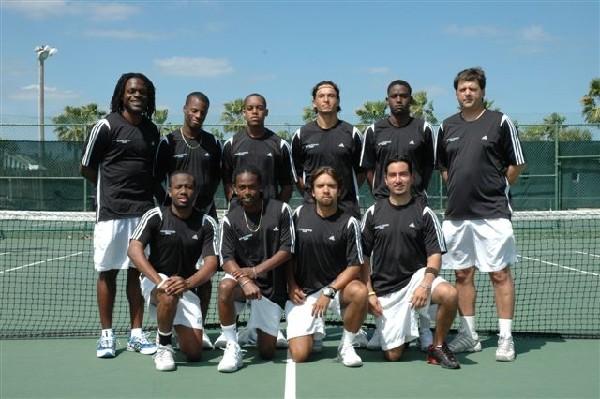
[34,45,58,142]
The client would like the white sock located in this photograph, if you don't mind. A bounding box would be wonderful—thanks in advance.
[101,328,113,338]
[460,316,477,338]
[498,319,513,338]
[341,329,356,347]
[130,328,143,338]
[221,324,237,343]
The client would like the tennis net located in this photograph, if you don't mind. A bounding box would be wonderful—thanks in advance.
[0,210,598,338]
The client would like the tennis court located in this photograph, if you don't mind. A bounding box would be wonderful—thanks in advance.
[0,210,599,398]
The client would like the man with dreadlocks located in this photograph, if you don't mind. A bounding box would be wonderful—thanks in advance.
[81,72,160,358]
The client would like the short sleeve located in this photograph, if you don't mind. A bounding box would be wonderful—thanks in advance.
[130,207,162,247]
[81,119,111,170]
[360,205,375,257]
[422,206,446,256]
[344,216,364,266]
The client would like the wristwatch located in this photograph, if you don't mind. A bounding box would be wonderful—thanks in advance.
[322,286,337,299]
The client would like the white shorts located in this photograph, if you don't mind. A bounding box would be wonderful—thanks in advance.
[442,218,518,272]
[285,288,342,341]
[94,217,142,272]
[140,274,203,329]
[247,296,285,338]
[376,268,445,351]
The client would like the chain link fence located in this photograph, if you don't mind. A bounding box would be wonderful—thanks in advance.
[1,123,599,212]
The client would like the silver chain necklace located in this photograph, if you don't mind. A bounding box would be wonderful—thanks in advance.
[180,128,201,150]
[243,203,263,233]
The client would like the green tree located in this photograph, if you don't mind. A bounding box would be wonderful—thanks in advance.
[152,108,174,135]
[521,112,592,141]
[581,78,600,124]
[355,100,387,131]
[302,105,316,123]
[208,127,224,141]
[221,98,246,134]
[410,91,438,124]
[52,103,106,141]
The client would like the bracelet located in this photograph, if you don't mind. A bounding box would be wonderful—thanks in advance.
[424,267,439,277]
[240,278,251,287]
[419,284,431,290]
[368,291,377,296]
[252,267,258,279]
[156,279,167,289]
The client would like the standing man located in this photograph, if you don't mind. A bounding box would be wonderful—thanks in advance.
[286,167,367,367]
[155,92,222,348]
[222,93,295,205]
[360,80,434,199]
[436,67,526,362]
[81,72,159,358]
[217,166,294,373]
[292,81,364,218]
[128,171,219,371]
[361,158,460,369]
[359,80,436,349]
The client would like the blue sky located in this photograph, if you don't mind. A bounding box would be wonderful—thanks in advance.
[1,0,598,140]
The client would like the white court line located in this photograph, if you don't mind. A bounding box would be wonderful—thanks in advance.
[284,350,296,399]
[0,252,83,274]
[0,252,10,256]
[574,250,600,259]
[518,255,599,277]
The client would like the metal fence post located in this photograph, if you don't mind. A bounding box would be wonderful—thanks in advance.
[554,123,560,210]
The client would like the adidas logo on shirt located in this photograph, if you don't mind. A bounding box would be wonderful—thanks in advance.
[266,152,273,157]
[409,140,415,145]
[328,235,336,241]
[204,153,211,157]
[273,227,279,231]
[338,143,345,148]
[409,222,416,229]
[481,136,488,141]
[192,234,198,240]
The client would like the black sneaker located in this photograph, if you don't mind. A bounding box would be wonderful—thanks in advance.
[427,343,460,369]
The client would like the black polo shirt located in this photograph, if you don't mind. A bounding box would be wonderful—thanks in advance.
[131,206,218,279]
[81,112,159,221]
[292,205,363,295]
[436,110,526,220]
[361,197,446,296]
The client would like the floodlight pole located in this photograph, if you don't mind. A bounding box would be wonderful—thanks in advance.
[35,45,57,142]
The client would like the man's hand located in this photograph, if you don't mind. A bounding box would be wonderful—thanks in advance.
[311,295,330,318]
[289,282,306,305]
[161,276,188,297]
[368,294,383,317]
[410,283,430,309]
[240,279,262,300]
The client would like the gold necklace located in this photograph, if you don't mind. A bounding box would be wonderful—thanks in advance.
[243,203,263,233]
[180,128,201,149]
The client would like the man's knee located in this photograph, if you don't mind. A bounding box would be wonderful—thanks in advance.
[344,280,368,303]
[455,267,475,285]
[383,345,406,362]
[218,279,238,301]
[433,282,458,306]
[490,267,513,286]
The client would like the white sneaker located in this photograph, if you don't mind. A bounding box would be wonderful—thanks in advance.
[202,332,214,349]
[417,328,433,352]
[448,331,482,353]
[127,333,157,355]
[217,342,244,373]
[96,333,116,358]
[496,335,516,362]
[352,328,368,348]
[366,330,381,351]
[276,330,288,348]
[337,344,363,367]
[153,344,176,371]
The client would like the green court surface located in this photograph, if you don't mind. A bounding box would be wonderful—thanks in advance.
[1,331,598,399]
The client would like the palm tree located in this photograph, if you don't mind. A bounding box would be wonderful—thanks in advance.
[355,100,387,131]
[410,91,438,124]
[220,98,246,134]
[521,112,592,141]
[581,78,600,124]
[52,103,106,141]
[302,105,316,123]
[152,109,173,135]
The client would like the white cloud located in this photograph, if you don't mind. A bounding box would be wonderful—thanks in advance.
[154,57,234,77]
[3,1,140,21]
[85,29,160,40]
[519,25,552,42]
[11,84,78,100]
[88,3,139,21]
[366,67,390,74]
[444,24,503,37]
